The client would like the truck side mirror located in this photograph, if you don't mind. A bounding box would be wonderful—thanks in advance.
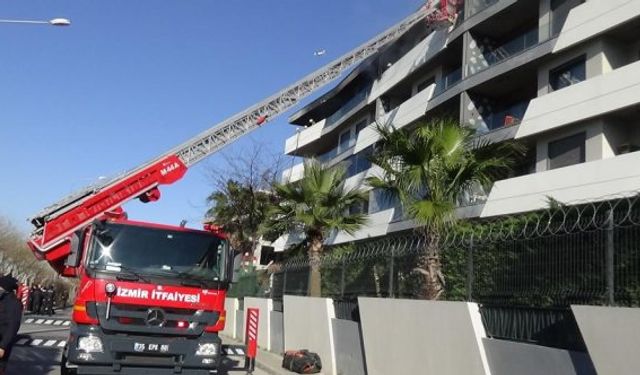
[226,249,242,283]
[64,230,84,268]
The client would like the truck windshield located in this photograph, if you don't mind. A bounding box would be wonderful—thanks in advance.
[87,222,226,282]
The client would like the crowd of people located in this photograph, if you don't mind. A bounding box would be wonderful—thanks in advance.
[26,284,58,316]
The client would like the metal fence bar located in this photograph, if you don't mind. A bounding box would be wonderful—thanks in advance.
[606,209,615,306]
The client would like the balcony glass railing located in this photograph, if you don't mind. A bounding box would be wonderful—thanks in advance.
[317,147,338,164]
[434,67,462,96]
[325,86,371,127]
[457,183,489,207]
[482,100,530,132]
[483,28,539,66]
[467,0,499,17]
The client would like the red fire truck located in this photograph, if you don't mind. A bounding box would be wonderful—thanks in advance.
[25,2,456,374]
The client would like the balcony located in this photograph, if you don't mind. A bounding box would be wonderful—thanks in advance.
[466,0,499,18]
[477,100,530,134]
[468,27,541,77]
[457,183,489,207]
[324,86,371,128]
[554,0,640,53]
[516,60,640,139]
[484,28,538,66]
[433,67,462,96]
[481,151,640,217]
[369,28,448,101]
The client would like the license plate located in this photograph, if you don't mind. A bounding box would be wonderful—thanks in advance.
[133,342,170,353]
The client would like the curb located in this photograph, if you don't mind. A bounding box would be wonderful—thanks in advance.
[221,335,291,375]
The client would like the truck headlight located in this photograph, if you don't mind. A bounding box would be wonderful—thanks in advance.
[77,336,104,353]
[195,343,218,356]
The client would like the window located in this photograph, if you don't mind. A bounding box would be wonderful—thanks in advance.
[549,56,586,91]
[338,129,353,154]
[348,199,369,216]
[355,119,368,135]
[345,146,373,177]
[414,76,435,95]
[548,132,586,170]
[369,189,400,214]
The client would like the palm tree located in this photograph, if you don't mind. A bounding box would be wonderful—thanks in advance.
[367,118,523,299]
[206,180,274,257]
[263,160,368,297]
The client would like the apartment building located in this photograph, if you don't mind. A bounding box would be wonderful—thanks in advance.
[280,0,640,246]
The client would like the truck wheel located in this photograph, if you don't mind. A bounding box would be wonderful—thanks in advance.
[60,353,77,375]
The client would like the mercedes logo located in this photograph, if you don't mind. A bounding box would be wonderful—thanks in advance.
[146,308,166,327]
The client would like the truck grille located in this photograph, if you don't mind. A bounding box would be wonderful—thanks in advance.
[95,303,219,336]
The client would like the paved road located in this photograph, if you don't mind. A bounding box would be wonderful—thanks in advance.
[7,311,270,375]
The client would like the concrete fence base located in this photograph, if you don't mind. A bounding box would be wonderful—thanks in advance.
[572,305,640,375]
[358,297,490,375]
[222,298,239,339]
[284,295,337,375]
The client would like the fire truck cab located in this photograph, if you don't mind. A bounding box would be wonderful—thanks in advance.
[62,219,234,374]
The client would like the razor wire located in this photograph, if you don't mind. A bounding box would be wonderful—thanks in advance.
[259,191,640,308]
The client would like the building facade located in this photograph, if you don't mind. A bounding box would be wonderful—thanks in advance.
[281,0,640,246]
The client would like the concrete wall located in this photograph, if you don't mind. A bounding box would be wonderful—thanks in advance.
[331,319,366,375]
[269,311,284,354]
[536,38,608,97]
[482,150,640,217]
[235,309,244,340]
[369,28,448,102]
[533,119,609,173]
[244,297,273,351]
[284,295,337,375]
[554,0,640,53]
[223,298,239,339]
[523,60,640,139]
[484,338,595,375]
[572,305,640,375]
[358,298,490,375]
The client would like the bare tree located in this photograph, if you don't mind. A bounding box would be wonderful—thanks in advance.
[204,139,292,258]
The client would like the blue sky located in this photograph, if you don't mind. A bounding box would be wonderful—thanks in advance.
[0,0,422,233]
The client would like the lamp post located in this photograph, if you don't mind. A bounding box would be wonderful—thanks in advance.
[0,18,71,26]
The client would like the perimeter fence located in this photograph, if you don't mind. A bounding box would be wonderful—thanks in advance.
[230,193,640,349]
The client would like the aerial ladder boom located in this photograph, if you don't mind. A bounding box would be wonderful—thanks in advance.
[27,0,458,273]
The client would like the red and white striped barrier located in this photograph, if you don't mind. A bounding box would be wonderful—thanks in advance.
[17,285,30,312]
[244,308,260,373]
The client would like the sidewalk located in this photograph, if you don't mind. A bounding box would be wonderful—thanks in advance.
[221,334,296,375]
[24,307,72,320]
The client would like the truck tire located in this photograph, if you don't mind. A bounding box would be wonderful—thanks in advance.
[60,352,77,375]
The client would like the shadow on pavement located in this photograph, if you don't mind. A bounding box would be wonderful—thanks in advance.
[6,346,61,375]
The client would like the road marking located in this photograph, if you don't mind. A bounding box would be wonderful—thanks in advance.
[53,320,63,326]
[63,321,71,326]
[30,339,43,346]
[57,341,67,347]
[43,340,57,347]
[24,318,34,324]
[35,319,44,324]
[16,338,29,345]
[44,319,54,325]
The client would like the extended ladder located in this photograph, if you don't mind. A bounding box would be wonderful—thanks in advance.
[28,1,457,265]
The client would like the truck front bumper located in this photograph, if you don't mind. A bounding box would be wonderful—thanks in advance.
[66,324,223,374]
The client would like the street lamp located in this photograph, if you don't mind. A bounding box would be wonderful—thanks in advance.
[0,17,71,26]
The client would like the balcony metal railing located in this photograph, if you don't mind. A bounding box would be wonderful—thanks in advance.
[482,100,530,132]
[325,86,371,128]
[466,0,499,17]
[483,28,539,66]
[457,183,489,207]
[434,67,463,96]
